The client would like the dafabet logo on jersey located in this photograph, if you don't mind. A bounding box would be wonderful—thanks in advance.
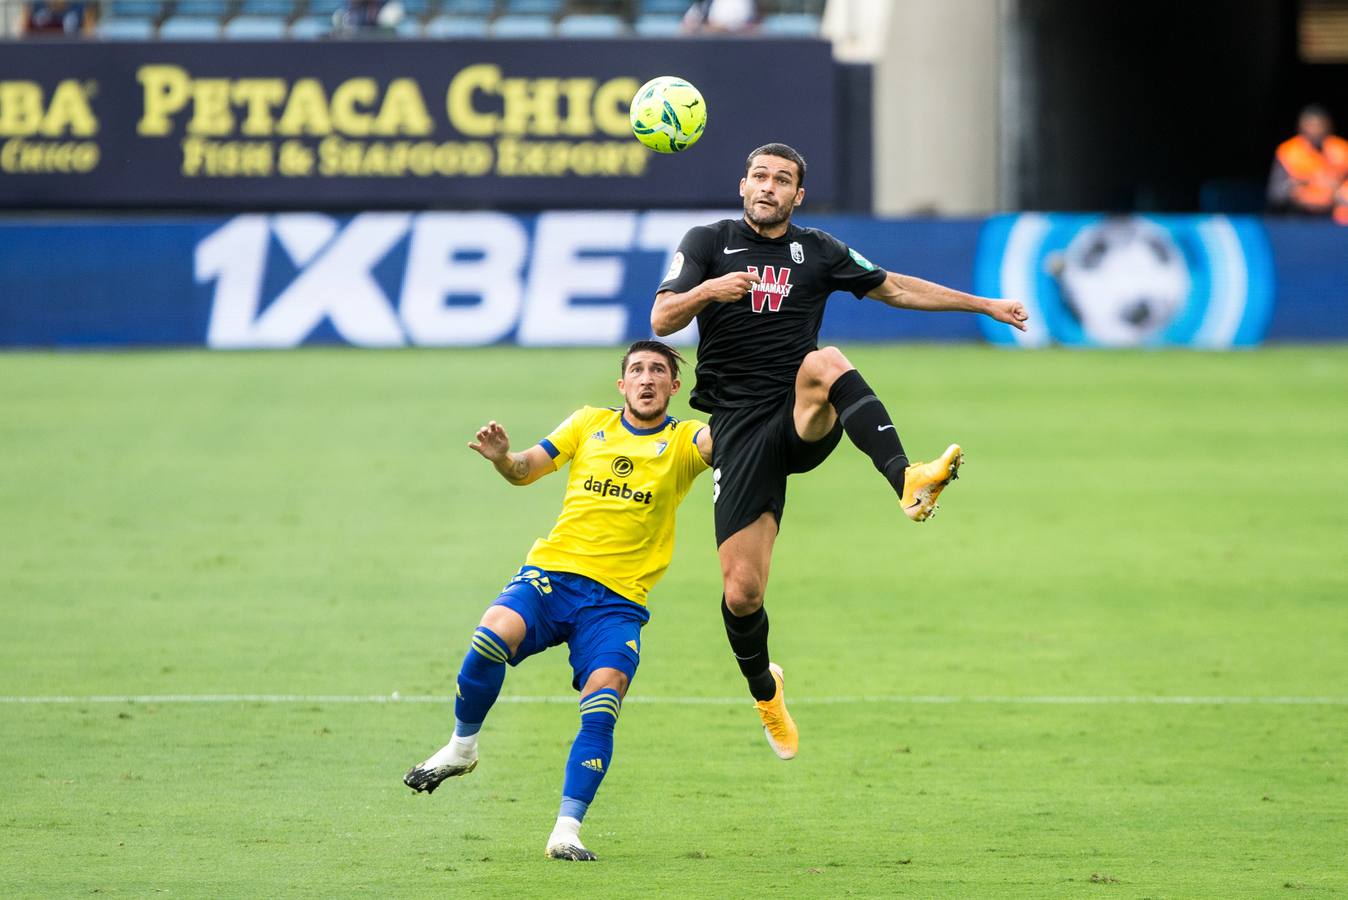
[582,475,654,505]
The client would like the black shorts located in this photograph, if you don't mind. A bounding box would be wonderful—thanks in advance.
[709,391,844,546]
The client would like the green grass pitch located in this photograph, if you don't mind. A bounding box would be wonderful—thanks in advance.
[2,345,1345,898]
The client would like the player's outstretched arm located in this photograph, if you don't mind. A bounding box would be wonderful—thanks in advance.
[468,421,554,486]
[866,271,1029,332]
[651,271,759,336]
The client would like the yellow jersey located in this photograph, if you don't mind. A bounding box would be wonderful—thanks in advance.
[526,406,709,606]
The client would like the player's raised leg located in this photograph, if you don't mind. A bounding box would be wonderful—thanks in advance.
[720,514,798,759]
[404,604,524,794]
[546,667,629,862]
[795,346,962,522]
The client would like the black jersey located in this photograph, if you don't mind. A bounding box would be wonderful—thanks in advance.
[657,217,888,413]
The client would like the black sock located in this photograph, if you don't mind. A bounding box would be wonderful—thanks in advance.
[721,597,777,702]
[828,368,908,497]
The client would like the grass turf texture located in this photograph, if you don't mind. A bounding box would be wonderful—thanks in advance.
[1,345,1345,898]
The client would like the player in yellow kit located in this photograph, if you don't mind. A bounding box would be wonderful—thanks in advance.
[404,340,712,862]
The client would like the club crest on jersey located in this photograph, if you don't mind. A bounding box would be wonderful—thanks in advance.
[746,265,793,313]
[790,241,804,264]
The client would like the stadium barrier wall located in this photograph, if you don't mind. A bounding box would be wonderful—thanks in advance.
[0,212,1344,349]
[0,39,838,209]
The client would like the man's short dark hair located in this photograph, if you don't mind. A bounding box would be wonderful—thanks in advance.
[1301,103,1331,122]
[621,339,685,380]
[745,143,806,188]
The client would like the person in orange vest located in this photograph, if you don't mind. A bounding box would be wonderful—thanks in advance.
[1268,104,1348,225]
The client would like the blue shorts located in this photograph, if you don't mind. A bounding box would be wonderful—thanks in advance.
[492,565,650,692]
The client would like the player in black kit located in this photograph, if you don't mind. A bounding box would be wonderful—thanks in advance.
[651,143,1028,759]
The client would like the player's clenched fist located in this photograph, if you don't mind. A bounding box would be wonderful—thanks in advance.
[469,421,511,461]
[987,299,1030,332]
[703,270,759,303]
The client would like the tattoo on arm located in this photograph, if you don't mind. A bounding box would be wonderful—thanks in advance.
[494,448,548,485]
[509,456,530,481]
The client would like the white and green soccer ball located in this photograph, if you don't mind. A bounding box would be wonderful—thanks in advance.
[629,76,707,154]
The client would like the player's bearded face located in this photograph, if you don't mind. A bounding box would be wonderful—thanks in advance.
[619,352,679,425]
[741,156,803,229]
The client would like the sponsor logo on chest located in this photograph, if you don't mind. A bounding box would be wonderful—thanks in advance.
[580,448,663,505]
[746,265,793,313]
[583,474,654,505]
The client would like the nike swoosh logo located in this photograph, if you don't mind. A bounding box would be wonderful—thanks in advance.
[877,424,895,432]
[722,247,748,254]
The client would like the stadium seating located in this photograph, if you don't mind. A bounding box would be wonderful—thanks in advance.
[762,0,821,11]
[153,0,229,34]
[97,0,161,39]
[223,14,289,36]
[633,12,680,35]
[238,0,293,14]
[556,13,625,36]
[387,0,426,33]
[759,12,817,35]
[491,13,552,35]
[99,17,158,37]
[440,0,494,12]
[171,0,229,16]
[501,0,560,14]
[288,14,332,36]
[62,0,832,40]
[107,0,164,17]
[304,0,344,19]
[425,14,491,36]
[157,16,222,36]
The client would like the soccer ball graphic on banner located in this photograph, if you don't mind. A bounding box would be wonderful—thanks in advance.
[629,76,707,154]
[1048,218,1190,346]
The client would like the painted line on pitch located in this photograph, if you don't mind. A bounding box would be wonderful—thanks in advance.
[2,694,1347,706]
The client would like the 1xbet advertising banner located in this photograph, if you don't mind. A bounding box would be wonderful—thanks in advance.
[1,213,1342,349]
[0,212,982,348]
[0,39,836,209]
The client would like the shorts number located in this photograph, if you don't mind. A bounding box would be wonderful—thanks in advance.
[712,467,721,503]
[510,570,552,595]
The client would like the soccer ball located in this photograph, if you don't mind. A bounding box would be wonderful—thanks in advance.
[629,76,707,154]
